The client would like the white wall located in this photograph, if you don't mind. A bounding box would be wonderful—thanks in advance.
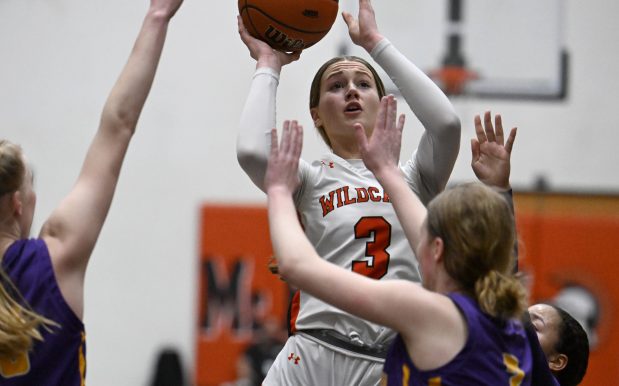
[0,0,617,385]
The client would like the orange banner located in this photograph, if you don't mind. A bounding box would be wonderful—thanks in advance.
[195,205,289,386]
[516,192,619,386]
[196,193,619,386]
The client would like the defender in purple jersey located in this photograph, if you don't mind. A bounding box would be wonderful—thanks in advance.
[263,105,539,385]
[2,239,85,384]
[0,0,184,383]
[471,113,589,386]
[527,303,589,386]
[383,293,533,386]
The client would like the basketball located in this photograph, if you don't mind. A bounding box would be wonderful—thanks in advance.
[239,0,339,52]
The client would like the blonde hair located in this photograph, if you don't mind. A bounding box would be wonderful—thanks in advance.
[426,182,527,319]
[0,139,58,359]
[0,140,26,197]
[0,269,59,359]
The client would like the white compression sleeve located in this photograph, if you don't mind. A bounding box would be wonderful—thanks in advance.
[371,39,461,202]
[237,67,280,192]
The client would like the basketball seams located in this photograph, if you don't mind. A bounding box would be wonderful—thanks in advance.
[240,3,262,41]
[240,5,334,34]
[238,0,338,51]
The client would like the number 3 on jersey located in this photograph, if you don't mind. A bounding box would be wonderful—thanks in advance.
[503,353,525,386]
[352,217,391,279]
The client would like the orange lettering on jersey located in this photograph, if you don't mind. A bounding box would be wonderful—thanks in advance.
[319,186,390,217]
[383,192,390,203]
[319,191,336,216]
[355,187,369,202]
[335,188,345,208]
[342,186,357,205]
[368,186,381,202]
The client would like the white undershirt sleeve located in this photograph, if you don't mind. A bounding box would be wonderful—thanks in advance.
[371,39,461,204]
[237,66,311,195]
[237,67,280,192]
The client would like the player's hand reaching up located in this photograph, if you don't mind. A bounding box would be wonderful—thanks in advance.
[265,121,303,195]
[342,0,384,52]
[237,16,301,71]
[471,111,517,190]
[355,95,405,178]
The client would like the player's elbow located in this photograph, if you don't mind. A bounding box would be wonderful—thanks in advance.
[101,105,139,137]
[438,114,461,139]
[236,148,264,170]
[237,147,268,185]
[275,251,304,284]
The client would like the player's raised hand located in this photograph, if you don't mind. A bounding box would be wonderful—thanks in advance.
[265,120,303,194]
[355,95,405,177]
[237,16,301,70]
[470,111,517,190]
[342,0,384,52]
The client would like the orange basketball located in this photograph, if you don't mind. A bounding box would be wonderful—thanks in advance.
[239,0,339,52]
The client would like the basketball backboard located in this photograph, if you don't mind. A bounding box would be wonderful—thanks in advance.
[336,0,568,99]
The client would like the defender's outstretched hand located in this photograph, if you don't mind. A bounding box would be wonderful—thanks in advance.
[471,111,517,190]
[237,16,301,70]
[355,95,405,177]
[356,95,426,254]
[342,0,384,52]
[264,120,303,195]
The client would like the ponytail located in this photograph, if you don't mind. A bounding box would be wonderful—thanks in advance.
[0,268,59,359]
[475,270,527,320]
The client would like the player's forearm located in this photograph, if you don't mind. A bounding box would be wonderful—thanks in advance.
[100,10,170,134]
[53,8,174,267]
[237,68,280,191]
[371,39,461,134]
[373,40,460,196]
[267,187,318,283]
[375,167,426,251]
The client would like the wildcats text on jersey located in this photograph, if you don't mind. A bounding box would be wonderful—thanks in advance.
[319,186,391,217]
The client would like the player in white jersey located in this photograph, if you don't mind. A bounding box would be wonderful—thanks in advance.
[237,1,460,384]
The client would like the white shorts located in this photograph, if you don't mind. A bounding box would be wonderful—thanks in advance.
[263,333,385,386]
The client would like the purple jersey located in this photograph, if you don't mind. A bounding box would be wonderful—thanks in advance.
[1,239,86,385]
[383,293,532,386]
[524,318,561,386]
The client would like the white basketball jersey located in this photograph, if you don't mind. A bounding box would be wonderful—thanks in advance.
[291,154,425,346]
[237,38,462,353]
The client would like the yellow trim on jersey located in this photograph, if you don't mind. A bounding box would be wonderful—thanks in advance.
[79,332,87,386]
[402,364,410,385]
[503,353,525,386]
[0,351,30,378]
[429,376,442,386]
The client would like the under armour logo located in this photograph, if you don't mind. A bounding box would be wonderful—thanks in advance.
[321,160,334,168]
[287,352,301,365]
